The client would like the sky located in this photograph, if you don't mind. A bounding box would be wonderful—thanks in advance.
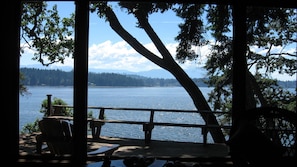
[20,2,207,71]
[20,1,296,81]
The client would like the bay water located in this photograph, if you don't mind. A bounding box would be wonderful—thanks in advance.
[20,86,213,143]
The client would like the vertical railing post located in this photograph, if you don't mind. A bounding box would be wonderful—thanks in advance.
[98,108,105,120]
[143,110,155,145]
[46,94,52,116]
[149,110,154,124]
[91,108,105,139]
[202,126,208,145]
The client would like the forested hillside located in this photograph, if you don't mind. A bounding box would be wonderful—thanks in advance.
[20,68,296,88]
[20,68,209,87]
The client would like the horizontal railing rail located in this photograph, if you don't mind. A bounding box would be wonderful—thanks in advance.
[50,105,232,145]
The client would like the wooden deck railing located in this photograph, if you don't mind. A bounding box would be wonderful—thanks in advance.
[49,105,232,145]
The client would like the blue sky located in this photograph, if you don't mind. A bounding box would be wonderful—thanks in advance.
[20,1,296,81]
[20,2,204,72]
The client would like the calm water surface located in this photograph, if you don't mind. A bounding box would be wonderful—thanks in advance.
[20,86,213,143]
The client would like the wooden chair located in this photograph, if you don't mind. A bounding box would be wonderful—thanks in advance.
[227,107,296,167]
[36,118,119,156]
[37,118,74,155]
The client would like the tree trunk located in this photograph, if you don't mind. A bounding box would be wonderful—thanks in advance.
[168,60,226,143]
[105,6,226,143]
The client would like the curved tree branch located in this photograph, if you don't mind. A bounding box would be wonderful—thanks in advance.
[103,4,226,143]
[105,7,165,67]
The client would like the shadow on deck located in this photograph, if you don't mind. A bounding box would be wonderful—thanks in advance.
[92,136,230,159]
[19,133,233,167]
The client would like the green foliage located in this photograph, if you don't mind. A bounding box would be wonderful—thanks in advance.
[21,118,41,134]
[40,97,73,117]
[174,3,208,63]
[19,1,75,96]
[19,72,30,96]
[21,2,75,66]
[21,97,71,134]
[174,4,296,112]
[21,97,97,134]
[88,110,94,119]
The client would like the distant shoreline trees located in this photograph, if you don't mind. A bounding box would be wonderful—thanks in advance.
[20,67,296,88]
[20,67,207,87]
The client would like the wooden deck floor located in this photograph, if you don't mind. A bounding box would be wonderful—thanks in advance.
[90,136,230,158]
[19,133,233,166]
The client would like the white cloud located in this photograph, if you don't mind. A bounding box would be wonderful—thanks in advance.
[88,40,160,72]
[20,39,216,73]
[87,40,208,72]
[20,39,295,81]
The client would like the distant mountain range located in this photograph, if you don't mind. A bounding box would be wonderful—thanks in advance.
[20,64,207,79]
[20,64,296,88]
